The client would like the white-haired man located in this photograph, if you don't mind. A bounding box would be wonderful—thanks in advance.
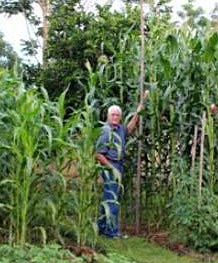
[96,92,148,238]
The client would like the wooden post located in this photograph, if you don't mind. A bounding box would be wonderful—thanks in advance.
[136,0,145,234]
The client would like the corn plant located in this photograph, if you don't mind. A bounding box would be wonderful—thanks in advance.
[65,63,101,247]
[0,69,100,248]
[28,85,100,247]
[0,71,45,246]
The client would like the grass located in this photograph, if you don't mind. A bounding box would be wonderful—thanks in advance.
[0,237,217,263]
[97,236,210,263]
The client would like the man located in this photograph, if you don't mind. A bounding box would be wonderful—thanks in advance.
[95,91,148,238]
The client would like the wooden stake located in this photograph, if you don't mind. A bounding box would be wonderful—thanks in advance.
[136,0,145,234]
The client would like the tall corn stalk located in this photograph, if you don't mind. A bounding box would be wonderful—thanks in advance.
[198,111,206,208]
[69,62,100,247]
[200,32,218,194]
[1,81,44,246]
[0,69,100,247]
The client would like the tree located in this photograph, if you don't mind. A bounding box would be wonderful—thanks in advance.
[177,0,208,29]
[0,31,20,68]
[43,2,142,107]
[211,3,218,30]
[0,0,50,64]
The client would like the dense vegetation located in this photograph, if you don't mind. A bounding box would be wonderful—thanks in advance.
[1,0,218,258]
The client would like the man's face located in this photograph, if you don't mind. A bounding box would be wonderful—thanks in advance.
[108,109,122,126]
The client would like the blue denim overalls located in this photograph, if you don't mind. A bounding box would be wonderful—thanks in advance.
[96,123,127,237]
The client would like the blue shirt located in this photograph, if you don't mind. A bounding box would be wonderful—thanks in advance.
[96,123,128,165]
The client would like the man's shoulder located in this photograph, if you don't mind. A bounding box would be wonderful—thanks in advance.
[102,123,111,132]
[119,124,126,130]
[101,123,127,135]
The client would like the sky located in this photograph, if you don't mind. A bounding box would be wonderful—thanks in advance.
[0,0,217,63]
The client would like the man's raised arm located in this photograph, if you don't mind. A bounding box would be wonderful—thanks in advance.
[127,90,149,135]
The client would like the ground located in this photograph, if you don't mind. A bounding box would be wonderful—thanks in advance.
[97,235,218,263]
[66,225,218,263]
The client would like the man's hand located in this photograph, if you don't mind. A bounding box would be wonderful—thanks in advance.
[143,89,149,100]
[137,90,149,113]
[127,90,149,135]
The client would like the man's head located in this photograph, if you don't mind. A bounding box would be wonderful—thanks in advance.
[107,105,122,126]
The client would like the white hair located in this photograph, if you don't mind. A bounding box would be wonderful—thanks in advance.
[107,105,122,117]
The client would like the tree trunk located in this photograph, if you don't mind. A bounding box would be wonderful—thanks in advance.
[38,0,50,65]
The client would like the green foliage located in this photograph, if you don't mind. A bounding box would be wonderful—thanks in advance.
[0,244,80,263]
[170,179,218,251]
[43,3,141,108]
[0,0,33,17]
[0,69,99,247]
[0,32,20,69]
[1,0,218,253]
[111,5,218,252]
[66,68,101,247]
[0,239,204,263]
[0,0,41,61]
[97,236,202,263]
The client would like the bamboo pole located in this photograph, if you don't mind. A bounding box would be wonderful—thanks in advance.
[199,111,206,208]
[136,0,145,234]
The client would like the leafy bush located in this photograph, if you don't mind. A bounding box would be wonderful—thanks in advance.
[0,244,137,263]
[170,178,218,251]
[0,244,81,263]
